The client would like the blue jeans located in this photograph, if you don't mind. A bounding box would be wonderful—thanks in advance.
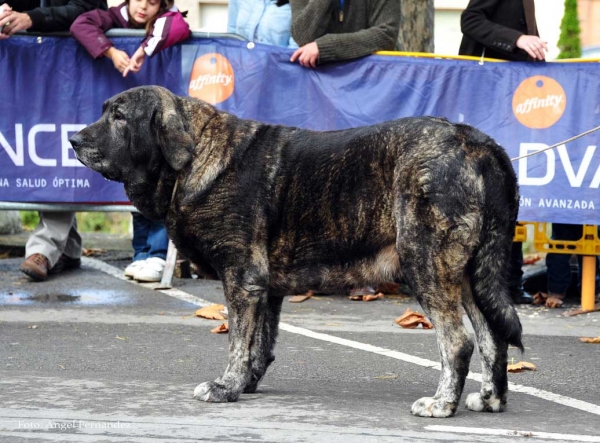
[131,212,168,261]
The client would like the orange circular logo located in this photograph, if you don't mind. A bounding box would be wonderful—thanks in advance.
[188,53,234,104]
[512,76,566,129]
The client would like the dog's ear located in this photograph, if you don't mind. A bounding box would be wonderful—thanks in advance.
[155,105,194,172]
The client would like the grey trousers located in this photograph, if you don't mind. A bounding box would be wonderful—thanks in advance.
[25,212,82,267]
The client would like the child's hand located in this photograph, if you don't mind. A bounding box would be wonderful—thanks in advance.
[104,47,131,73]
[123,47,146,78]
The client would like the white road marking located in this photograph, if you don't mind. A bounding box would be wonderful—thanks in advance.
[426,425,600,442]
[85,258,600,418]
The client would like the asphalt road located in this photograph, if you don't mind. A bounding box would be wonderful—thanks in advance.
[1,255,600,442]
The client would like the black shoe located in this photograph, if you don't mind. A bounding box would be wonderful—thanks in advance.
[49,254,81,275]
[510,289,533,304]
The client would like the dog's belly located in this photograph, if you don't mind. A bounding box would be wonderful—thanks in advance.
[269,244,400,294]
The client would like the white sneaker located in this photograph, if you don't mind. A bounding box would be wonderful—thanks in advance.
[134,257,166,282]
[124,260,146,278]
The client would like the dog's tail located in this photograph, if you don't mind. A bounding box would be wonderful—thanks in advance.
[464,126,524,352]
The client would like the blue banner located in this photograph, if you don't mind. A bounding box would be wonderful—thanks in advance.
[2,35,600,224]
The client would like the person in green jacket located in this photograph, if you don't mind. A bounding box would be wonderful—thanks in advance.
[288,0,400,68]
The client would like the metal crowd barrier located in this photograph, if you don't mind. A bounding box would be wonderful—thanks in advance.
[515,222,599,313]
[2,31,600,300]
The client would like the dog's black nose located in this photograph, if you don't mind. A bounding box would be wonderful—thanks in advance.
[70,134,83,150]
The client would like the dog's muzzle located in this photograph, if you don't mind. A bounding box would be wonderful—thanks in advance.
[69,134,83,153]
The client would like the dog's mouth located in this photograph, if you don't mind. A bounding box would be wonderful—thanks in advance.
[73,148,121,182]
[73,148,100,170]
[72,148,90,168]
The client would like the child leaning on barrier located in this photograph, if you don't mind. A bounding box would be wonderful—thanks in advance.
[71,2,189,281]
[70,0,190,77]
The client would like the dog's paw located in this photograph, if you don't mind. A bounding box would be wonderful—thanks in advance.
[465,392,505,412]
[193,381,240,403]
[411,397,456,418]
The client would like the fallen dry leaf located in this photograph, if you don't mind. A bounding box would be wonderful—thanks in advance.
[394,308,434,329]
[579,337,600,343]
[349,293,384,302]
[363,293,384,302]
[195,304,227,320]
[211,323,229,334]
[532,292,547,306]
[82,248,106,257]
[507,361,537,373]
[532,292,565,309]
[523,255,542,265]
[289,291,314,303]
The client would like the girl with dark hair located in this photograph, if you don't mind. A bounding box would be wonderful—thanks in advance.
[71,0,190,77]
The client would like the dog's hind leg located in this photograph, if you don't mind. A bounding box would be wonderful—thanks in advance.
[408,279,474,418]
[243,295,284,393]
[398,220,475,417]
[461,279,509,412]
[193,280,271,402]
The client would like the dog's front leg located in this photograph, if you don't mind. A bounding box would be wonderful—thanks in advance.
[193,282,269,402]
[243,296,283,393]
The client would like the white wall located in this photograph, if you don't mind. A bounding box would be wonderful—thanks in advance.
[535,0,563,60]
[434,8,464,56]
[195,2,228,31]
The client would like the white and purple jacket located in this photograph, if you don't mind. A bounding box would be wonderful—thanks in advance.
[70,2,190,59]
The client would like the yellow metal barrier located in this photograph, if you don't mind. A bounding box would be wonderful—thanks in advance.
[514,222,528,243]
[516,222,598,311]
[374,50,600,63]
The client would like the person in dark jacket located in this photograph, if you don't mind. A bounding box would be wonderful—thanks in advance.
[458,0,546,305]
[0,0,106,38]
[459,0,547,61]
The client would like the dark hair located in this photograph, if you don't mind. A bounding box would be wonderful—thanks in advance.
[126,0,175,33]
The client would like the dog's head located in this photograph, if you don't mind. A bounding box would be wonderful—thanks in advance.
[70,86,195,220]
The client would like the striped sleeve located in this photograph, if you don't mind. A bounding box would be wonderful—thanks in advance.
[142,11,191,57]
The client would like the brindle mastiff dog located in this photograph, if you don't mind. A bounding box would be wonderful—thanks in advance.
[71,85,523,418]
